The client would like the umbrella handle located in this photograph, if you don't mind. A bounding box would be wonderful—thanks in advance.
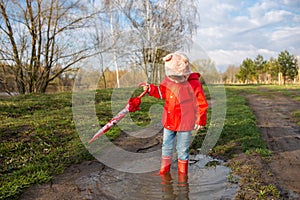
[138,88,148,99]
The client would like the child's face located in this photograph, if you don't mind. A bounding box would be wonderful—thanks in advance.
[168,75,187,83]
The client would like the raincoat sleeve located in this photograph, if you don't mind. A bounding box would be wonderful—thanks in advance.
[194,81,208,126]
[148,83,166,100]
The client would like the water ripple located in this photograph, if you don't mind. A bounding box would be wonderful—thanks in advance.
[76,155,239,200]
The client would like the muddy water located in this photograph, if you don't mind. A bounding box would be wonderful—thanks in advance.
[75,155,239,200]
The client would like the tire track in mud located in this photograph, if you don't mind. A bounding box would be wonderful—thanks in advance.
[244,88,300,198]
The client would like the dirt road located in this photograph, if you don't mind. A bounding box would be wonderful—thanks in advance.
[244,87,300,198]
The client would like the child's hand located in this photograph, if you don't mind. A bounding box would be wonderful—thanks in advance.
[138,82,150,92]
[194,124,205,131]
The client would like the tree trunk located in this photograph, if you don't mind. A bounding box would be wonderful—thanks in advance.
[298,69,300,84]
[110,2,120,88]
[102,69,107,89]
[16,73,26,94]
[278,72,283,85]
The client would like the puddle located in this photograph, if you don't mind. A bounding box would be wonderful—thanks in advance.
[75,154,239,200]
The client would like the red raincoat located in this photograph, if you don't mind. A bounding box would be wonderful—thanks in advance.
[148,72,208,131]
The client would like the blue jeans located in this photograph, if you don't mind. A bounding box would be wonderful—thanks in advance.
[162,128,191,160]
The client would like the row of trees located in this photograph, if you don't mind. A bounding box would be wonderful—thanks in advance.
[1,1,298,94]
[0,0,199,94]
[223,50,299,85]
[2,49,297,94]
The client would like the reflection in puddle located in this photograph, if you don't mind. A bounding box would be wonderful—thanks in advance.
[76,155,239,200]
[160,172,189,200]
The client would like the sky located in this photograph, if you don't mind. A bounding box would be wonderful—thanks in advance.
[194,0,300,72]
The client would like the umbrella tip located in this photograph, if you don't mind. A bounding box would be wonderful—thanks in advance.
[88,139,94,144]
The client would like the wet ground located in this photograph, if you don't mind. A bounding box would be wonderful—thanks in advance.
[244,88,300,198]
[20,128,239,199]
[20,129,239,199]
[20,155,238,200]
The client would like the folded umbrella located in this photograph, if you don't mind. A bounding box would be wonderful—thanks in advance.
[88,89,148,144]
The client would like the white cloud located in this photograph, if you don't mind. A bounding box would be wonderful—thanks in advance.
[283,0,300,7]
[194,0,300,70]
[248,1,277,19]
[264,10,291,22]
[206,48,278,71]
[270,27,300,41]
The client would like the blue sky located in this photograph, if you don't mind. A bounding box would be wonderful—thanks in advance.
[194,0,300,71]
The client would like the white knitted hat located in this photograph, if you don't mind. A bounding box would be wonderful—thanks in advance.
[163,51,191,77]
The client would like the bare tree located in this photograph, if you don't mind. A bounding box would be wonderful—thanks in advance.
[0,0,104,93]
[105,0,199,83]
[191,59,220,84]
[222,65,239,84]
[89,1,115,89]
[0,62,16,94]
[109,1,121,88]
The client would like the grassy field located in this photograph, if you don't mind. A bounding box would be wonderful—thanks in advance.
[0,92,91,199]
[0,85,299,199]
[191,85,270,157]
[0,88,162,199]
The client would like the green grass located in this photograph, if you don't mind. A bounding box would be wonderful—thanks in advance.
[0,88,162,200]
[261,84,300,102]
[219,86,268,154]
[191,85,269,159]
[292,111,300,126]
[191,84,300,159]
[0,92,94,199]
[1,84,299,199]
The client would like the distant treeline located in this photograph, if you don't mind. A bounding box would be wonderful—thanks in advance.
[1,50,299,95]
[222,50,299,85]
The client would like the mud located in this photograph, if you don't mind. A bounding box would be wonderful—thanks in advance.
[244,87,300,198]
[20,128,239,199]
[20,130,239,200]
[20,156,238,200]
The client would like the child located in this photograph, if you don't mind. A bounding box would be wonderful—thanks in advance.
[140,51,208,176]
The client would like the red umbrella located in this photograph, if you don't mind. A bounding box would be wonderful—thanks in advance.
[88,89,148,144]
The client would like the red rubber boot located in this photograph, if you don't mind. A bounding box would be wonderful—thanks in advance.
[160,156,172,175]
[178,159,188,186]
[178,159,188,175]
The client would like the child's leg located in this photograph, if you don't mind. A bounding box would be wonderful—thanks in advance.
[162,128,176,157]
[160,128,176,174]
[176,131,191,175]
